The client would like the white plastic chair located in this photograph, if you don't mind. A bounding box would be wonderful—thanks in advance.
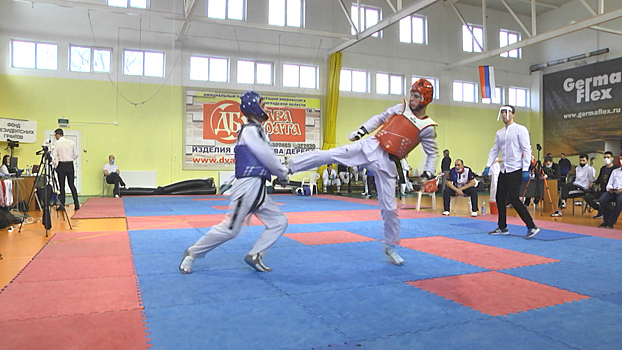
[300,172,320,196]
[102,175,114,197]
[416,174,444,211]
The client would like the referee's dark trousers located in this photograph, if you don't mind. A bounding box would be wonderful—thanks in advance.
[496,169,535,229]
[57,161,80,209]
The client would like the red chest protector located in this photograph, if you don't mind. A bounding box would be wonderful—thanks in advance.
[374,100,437,159]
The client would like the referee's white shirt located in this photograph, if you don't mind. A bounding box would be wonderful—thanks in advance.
[53,137,79,166]
[486,122,532,173]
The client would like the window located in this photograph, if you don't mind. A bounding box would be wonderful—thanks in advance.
[453,81,476,102]
[70,46,111,73]
[351,4,381,38]
[107,0,148,9]
[411,76,439,99]
[376,73,403,95]
[208,0,245,20]
[509,87,528,107]
[190,56,229,82]
[500,29,521,58]
[462,24,483,52]
[11,40,57,70]
[237,60,272,85]
[399,15,426,44]
[482,87,502,104]
[283,64,317,88]
[340,69,368,93]
[268,0,303,27]
[123,50,164,77]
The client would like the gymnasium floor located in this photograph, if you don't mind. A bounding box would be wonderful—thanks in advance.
[0,193,621,349]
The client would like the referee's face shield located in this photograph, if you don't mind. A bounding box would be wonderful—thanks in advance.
[497,106,515,123]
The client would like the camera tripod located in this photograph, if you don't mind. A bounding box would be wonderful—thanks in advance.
[18,146,72,236]
[521,146,557,219]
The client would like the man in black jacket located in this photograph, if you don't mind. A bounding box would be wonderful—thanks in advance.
[586,151,619,219]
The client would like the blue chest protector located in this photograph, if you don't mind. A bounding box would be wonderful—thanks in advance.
[235,123,272,181]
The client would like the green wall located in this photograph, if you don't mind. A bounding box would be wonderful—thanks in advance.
[0,74,543,196]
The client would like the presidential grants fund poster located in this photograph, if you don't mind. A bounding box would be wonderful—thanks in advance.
[542,57,622,155]
[184,89,321,170]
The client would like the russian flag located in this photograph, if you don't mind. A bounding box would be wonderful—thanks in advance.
[479,65,496,99]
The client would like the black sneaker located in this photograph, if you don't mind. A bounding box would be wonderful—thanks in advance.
[489,227,509,235]
[526,226,541,238]
[598,223,614,229]
[593,213,603,219]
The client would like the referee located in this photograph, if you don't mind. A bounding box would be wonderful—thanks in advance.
[52,128,80,211]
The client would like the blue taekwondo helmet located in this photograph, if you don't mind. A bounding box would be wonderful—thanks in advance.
[240,91,268,121]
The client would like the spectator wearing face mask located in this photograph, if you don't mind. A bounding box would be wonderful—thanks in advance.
[103,154,126,198]
[557,153,595,213]
[586,151,619,219]
[442,159,479,217]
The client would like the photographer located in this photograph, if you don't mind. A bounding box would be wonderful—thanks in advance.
[51,129,80,211]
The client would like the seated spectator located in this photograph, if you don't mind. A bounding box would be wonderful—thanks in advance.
[586,151,619,219]
[337,163,350,194]
[555,154,595,215]
[103,154,126,198]
[0,155,10,175]
[598,166,622,229]
[322,164,339,194]
[558,152,572,183]
[442,159,479,217]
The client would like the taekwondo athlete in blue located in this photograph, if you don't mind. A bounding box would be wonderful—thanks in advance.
[179,91,289,273]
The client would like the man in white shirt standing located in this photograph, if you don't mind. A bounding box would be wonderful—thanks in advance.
[483,106,540,238]
[52,128,80,211]
[322,164,339,194]
[103,155,126,198]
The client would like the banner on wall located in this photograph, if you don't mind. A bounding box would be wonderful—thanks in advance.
[184,90,322,170]
[0,118,37,143]
[543,56,622,155]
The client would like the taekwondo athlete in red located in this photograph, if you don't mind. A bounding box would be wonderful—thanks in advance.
[288,79,439,266]
[179,91,289,274]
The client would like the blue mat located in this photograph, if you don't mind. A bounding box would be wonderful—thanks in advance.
[127,195,622,349]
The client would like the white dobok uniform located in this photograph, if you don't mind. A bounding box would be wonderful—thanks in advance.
[289,102,438,245]
[187,122,288,260]
[323,168,340,192]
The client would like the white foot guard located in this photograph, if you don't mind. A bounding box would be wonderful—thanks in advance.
[244,254,272,272]
[179,249,194,274]
[385,245,404,266]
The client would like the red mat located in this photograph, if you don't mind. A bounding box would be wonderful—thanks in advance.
[71,197,125,219]
[284,230,376,245]
[0,309,149,350]
[127,210,384,231]
[0,276,142,322]
[13,255,135,283]
[409,271,589,316]
[39,232,132,258]
[399,236,559,269]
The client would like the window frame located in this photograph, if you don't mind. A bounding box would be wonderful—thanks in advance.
[376,72,403,95]
[481,86,503,104]
[189,55,230,82]
[339,68,369,93]
[282,63,318,89]
[236,59,273,85]
[11,39,58,70]
[350,3,382,38]
[399,14,427,45]
[107,0,149,9]
[508,86,529,107]
[462,24,484,53]
[123,49,165,77]
[69,45,112,73]
[499,29,522,58]
[452,81,477,103]
[207,0,246,20]
[268,0,305,28]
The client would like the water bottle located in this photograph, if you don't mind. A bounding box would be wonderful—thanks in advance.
[481,200,487,215]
